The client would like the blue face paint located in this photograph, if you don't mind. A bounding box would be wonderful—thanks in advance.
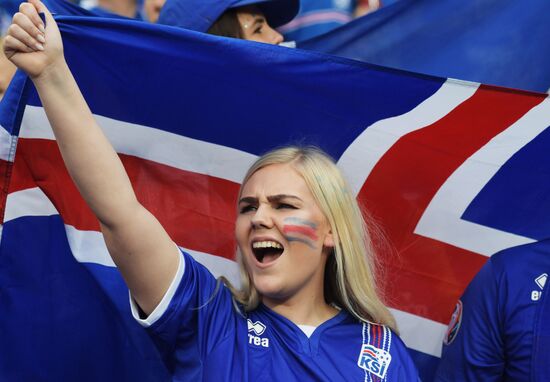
[283,217,318,249]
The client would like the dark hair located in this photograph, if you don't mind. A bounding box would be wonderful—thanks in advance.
[207,9,243,39]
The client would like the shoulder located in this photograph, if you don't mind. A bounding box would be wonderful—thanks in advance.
[144,248,236,332]
[490,239,550,275]
[476,239,550,303]
[435,240,550,381]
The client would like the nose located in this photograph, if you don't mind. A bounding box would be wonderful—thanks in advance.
[266,26,284,45]
[250,204,273,229]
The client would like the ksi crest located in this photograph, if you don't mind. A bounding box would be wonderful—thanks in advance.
[357,344,392,378]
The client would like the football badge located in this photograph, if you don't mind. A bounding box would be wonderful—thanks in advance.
[357,344,392,378]
[444,300,463,345]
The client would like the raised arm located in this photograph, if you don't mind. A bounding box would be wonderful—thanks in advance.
[3,0,179,315]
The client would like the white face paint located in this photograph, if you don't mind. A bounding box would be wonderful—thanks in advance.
[236,5,284,45]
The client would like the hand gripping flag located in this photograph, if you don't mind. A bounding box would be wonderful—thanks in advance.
[1,15,549,381]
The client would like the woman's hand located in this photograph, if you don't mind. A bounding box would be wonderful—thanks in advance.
[3,0,64,80]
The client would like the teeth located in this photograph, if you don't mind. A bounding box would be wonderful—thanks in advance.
[252,241,283,249]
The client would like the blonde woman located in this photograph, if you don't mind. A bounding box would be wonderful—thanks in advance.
[4,1,420,380]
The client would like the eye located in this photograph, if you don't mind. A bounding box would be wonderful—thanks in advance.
[276,203,297,210]
[253,19,266,34]
[239,204,257,214]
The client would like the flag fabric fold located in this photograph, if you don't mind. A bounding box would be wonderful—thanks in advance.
[300,0,550,93]
[0,15,548,381]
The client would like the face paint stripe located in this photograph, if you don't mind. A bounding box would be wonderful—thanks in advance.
[284,217,318,229]
[286,236,316,249]
[283,225,318,241]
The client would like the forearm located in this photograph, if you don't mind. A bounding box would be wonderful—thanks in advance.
[6,0,181,314]
[33,61,139,227]
[34,62,180,309]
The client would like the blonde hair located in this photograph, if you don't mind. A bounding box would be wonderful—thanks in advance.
[225,146,397,331]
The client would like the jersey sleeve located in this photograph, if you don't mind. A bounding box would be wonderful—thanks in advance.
[129,247,238,372]
[390,334,422,381]
[434,258,505,381]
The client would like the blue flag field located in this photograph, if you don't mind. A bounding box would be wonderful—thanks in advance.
[301,0,550,93]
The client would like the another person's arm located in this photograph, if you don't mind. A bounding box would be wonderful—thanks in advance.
[434,259,505,381]
[3,0,179,315]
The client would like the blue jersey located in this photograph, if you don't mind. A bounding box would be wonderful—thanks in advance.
[534,270,550,382]
[132,249,419,381]
[435,240,550,381]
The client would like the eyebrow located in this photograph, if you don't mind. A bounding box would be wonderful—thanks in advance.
[251,16,265,27]
[238,194,303,204]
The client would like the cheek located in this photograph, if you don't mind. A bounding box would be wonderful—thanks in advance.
[234,217,249,246]
[281,217,320,249]
[144,0,163,21]
[282,224,318,241]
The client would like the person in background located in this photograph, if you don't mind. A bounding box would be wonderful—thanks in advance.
[79,0,144,19]
[156,0,298,43]
[278,0,399,43]
[81,0,299,37]
[435,239,550,381]
[143,0,163,22]
[354,0,380,17]
[1,0,22,35]
[4,0,420,379]
[277,0,358,42]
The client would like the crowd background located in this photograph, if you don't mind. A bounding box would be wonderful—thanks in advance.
[3,0,550,102]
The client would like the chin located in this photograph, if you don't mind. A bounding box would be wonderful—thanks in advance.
[253,276,287,300]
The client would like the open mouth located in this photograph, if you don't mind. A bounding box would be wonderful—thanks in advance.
[251,240,284,264]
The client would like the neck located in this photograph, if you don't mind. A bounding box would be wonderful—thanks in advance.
[263,291,339,327]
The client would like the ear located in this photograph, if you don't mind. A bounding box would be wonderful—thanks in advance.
[323,228,335,249]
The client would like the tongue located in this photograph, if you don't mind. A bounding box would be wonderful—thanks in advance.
[262,253,281,264]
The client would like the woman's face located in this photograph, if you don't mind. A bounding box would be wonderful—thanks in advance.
[236,6,284,45]
[236,163,334,304]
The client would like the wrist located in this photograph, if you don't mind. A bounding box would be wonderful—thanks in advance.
[31,57,70,88]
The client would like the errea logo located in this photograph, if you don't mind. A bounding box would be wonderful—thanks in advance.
[531,273,547,301]
[247,319,269,348]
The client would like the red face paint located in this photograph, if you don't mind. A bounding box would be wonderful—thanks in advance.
[282,225,318,241]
